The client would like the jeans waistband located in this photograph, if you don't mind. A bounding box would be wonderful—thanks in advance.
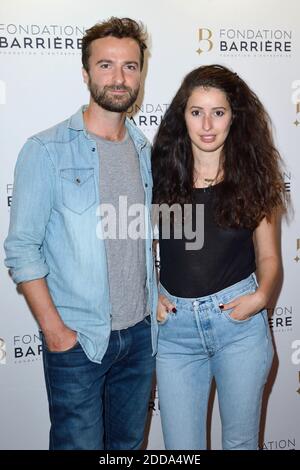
[159,273,258,309]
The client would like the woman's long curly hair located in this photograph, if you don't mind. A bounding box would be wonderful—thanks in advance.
[152,64,286,229]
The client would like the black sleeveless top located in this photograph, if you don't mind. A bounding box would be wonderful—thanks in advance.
[159,184,256,297]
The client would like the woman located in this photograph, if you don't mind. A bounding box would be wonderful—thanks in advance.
[152,64,286,450]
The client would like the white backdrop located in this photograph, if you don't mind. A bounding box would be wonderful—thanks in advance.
[0,0,299,450]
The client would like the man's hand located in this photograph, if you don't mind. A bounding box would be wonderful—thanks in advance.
[44,325,78,352]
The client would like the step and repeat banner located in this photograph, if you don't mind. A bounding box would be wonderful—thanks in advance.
[0,0,299,450]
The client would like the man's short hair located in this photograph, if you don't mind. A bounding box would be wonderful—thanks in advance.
[82,17,147,71]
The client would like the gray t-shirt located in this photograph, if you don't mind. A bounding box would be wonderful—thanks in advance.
[91,131,147,330]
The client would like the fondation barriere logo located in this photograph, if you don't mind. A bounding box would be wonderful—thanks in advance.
[197,27,293,57]
[0,23,85,55]
[128,103,168,127]
[294,239,300,263]
[291,341,300,396]
[268,305,293,333]
[291,339,300,366]
[0,337,6,364]
[261,437,296,450]
[127,103,169,137]
[13,332,42,364]
[0,332,42,365]
[284,171,292,193]
[6,183,13,209]
[196,28,213,54]
[291,80,300,127]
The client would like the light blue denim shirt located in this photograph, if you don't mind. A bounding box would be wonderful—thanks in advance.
[4,106,158,363]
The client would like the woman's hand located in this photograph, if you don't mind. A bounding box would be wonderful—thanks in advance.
[221,290,267,321]
[157,294,176,323]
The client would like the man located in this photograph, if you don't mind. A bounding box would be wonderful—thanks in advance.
[4,17,158,450]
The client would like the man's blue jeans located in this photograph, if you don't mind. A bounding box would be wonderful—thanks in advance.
[42,316,154,450]
[157,274,274,450]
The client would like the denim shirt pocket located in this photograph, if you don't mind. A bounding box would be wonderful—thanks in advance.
[60,168,96,214]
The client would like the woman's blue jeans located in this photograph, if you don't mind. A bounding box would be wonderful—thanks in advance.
[42,316,154,450]
[156,274,274,450]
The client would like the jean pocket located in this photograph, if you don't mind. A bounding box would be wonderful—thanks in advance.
[60,168,96,214]
[45,341,80,354]
[42,333,80,354]
[223,309,253,324]
[221,287,256,324]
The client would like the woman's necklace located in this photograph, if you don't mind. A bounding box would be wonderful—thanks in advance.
[195,174,218,188]
[194,166,221,189]
[203,177,217,187]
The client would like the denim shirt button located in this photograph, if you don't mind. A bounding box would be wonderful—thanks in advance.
[91,147,96,152]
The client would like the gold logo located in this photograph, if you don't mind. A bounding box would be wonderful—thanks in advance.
[291,80,300,126]
[295,239,300,262]
[196,28,213,54]
[0,338,6,364]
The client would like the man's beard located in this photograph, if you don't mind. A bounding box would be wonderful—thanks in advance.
[88,79,139,112]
